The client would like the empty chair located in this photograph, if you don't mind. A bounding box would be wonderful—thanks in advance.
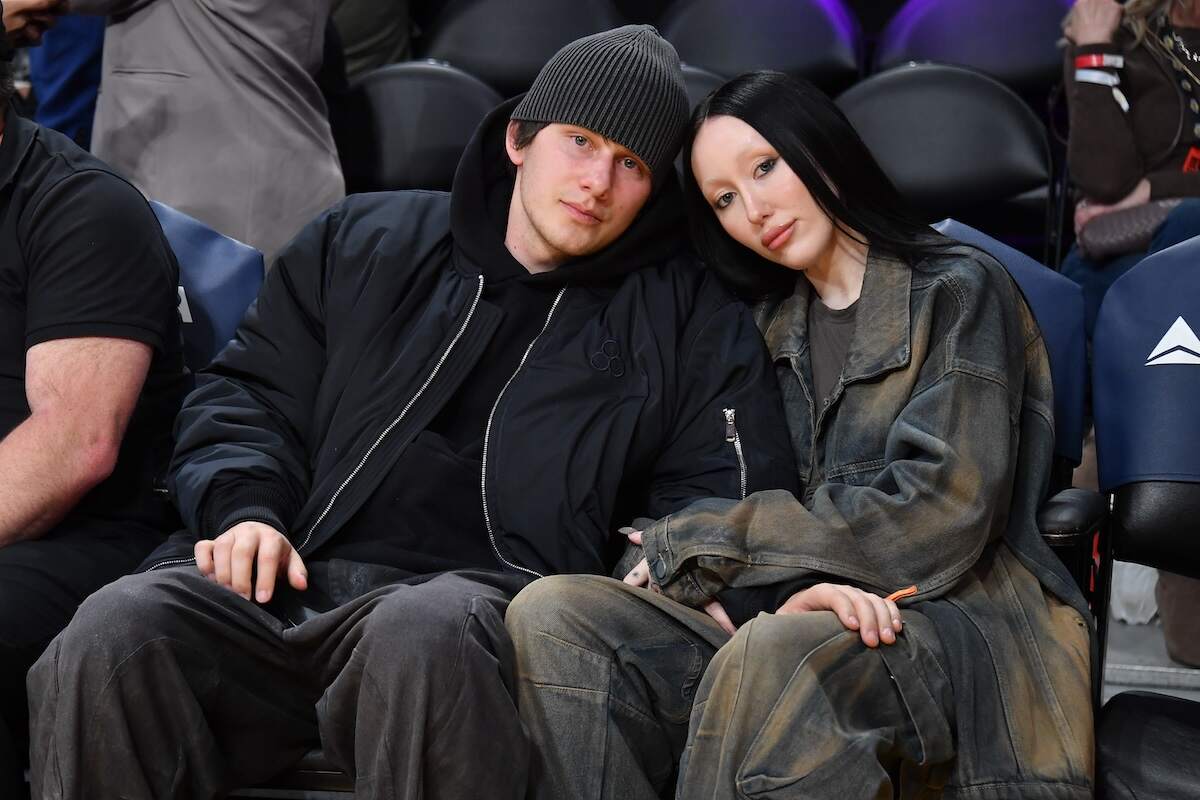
[150,201,265,373]
[1091,235,1200,799]
[874,0,1072,101]
[660,0,862,95]
[339,60,503,194]
[837,64,1052,245]
[419,0,626,97]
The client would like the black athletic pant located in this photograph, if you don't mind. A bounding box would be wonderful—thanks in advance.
[0,521,161,799]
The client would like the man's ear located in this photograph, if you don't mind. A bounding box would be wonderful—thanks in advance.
[505,120,526,168]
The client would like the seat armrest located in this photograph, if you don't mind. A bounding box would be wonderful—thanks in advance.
[1038,487,1108,541]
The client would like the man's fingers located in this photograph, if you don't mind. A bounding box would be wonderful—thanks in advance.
[212,534,234,588]
[254,535,282,604]
[286,549,308,592]
[194,540,215,577]
[626,530,643,546]
[703,599,736,635]
[229,532,258,600]
[623,557,649,587]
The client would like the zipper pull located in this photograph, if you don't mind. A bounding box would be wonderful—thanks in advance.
[723,407,736,442]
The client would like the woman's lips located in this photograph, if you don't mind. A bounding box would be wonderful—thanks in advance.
[762,220,795,251]
[562,201,601,225]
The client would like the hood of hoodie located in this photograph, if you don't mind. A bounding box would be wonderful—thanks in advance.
[449,97,689,287]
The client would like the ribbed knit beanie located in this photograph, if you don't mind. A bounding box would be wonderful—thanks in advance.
[511,25,688,179]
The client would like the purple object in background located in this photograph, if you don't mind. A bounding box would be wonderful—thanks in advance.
[874,0,1073,97]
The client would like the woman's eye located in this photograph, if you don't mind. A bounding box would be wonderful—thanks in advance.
[755,158,776,176]
[715,192,734,209]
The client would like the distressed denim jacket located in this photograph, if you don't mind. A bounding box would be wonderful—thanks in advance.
[644,247,1094,798]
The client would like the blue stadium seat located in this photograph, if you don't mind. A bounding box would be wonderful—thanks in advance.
[1091,235,1200,799]
[660,0,862,95]
[420,0,626,97]
[150,201,265,373]
[339,60,503,194]
[933,219,1086,469]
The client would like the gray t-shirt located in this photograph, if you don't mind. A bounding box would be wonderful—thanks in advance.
[808,293,858,406]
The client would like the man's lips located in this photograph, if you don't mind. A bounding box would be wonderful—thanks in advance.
[562,201,602,225]
[762,220,795,251]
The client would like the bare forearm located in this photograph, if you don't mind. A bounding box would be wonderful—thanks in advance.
[0,414,111,546]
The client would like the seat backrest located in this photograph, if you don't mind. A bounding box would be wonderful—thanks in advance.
[1093,236,1200,577]
[151,201,265,372]
[873,0,1072,99]
[681,63,725,110]
[420,0,627,97]
[836,63,1049,223]
[934,219,1086,468]
[339,61,502,194]
[660,0,862,94]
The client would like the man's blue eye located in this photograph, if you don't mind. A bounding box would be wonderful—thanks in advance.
[573,135,588,147]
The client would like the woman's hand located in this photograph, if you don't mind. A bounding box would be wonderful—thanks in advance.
[1065,0,1123,46]
[1075,177,1152,234]
[622,529,737,635]
[776,583,902,648]
[2,0,65,47]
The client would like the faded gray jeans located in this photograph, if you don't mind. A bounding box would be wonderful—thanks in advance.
[28,566,530,800]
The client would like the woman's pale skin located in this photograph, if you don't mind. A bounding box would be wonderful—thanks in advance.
[622,115,903,648]
[1067,0,1200,231]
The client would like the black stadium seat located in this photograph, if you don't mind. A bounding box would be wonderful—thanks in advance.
[659,0,862,95]
[419,0,627,97]
[874,0,1070,104]
[339,60,503,194]
[681,63,724,110]
[836,64,1052,239]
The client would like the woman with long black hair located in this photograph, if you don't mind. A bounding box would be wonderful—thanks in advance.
[507,71,1094,799]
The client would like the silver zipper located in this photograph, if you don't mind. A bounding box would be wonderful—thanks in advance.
[148,556,196,571]
[294,275,486,553]
[481,288,567,578]
[723,407,748,500]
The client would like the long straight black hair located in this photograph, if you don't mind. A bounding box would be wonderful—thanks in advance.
[681,71,953,300]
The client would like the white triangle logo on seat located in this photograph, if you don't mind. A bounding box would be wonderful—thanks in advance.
[1146,316,1200,366]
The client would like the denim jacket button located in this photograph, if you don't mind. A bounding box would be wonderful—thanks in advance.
[651,558,667,582]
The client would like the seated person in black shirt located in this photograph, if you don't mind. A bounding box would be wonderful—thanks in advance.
[0,15,187,797]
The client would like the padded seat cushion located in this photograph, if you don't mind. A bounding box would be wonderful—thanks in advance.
[1098,691,1200,799]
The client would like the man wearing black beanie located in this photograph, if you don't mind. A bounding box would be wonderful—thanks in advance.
[29,25,798,800]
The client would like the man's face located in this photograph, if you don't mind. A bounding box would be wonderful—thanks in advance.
[505,121,653,271]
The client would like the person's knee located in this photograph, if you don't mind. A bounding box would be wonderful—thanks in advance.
[733,611,854,668]
[360,583,507,670]
[54,572,181,666]
[505,574,611,647]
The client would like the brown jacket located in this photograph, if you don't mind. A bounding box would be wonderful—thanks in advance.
[1066,23,1200,202]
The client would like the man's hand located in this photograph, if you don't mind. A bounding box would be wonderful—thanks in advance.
[621,529,736,635]
[1065,0,1123,46]
[195,521,307,604]
[2,0,66,47]
[777,583,902,648]
[1075,177,1152,235]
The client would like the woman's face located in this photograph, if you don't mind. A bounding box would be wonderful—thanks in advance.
[690,115,836,273]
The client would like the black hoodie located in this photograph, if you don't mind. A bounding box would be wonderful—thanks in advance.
[151,100,799,598]
[314,99,696,574]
